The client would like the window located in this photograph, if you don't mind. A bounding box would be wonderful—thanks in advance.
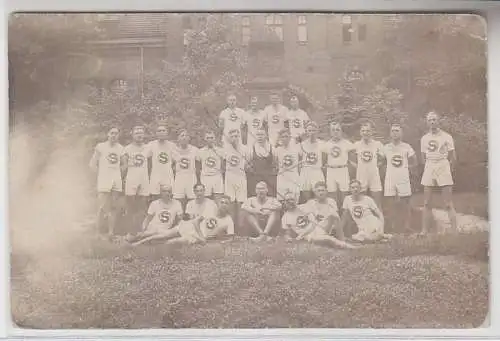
[266,14,284,41]
[342,15,353,43]
[297,15,308,43]
[242,16,251,45]
[358,23,367,41]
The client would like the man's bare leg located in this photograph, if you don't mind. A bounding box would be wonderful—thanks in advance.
[244,212,264,236]
[132,228,180,246]
[312,235,358,249]
[421,186,433,235]
[371,191,383,212]
[125,195,137,236]
[400,196,412,232]
[263,211,278,236]
[97,193,110,236]
[442,186,458,233]
[329,216,345,240]
[108,191,121,237]
[385,196,397,234]
[134,196,148,235]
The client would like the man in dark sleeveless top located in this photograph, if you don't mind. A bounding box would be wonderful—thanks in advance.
[247,128,277,197]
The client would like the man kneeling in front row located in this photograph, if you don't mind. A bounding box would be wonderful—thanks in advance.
[241,181,282,240]
[281,192,358,249]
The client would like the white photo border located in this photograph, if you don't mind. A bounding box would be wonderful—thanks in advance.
[1,0,498,339]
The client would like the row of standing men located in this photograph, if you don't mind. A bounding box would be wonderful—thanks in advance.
[90,94,458,243]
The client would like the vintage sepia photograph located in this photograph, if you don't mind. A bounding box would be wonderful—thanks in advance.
[9,12,488,329]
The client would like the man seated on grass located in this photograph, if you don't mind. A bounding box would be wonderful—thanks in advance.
[303,181,345,241]
[241,181,282,241]
[175,195,235,244]
[281,192,357,249]
[339,179,392,243]
[126,185,183,246]
[185,183,218,220]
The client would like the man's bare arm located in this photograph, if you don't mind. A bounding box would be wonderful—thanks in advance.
[448,150,457,171]
[89,148,100,172]
[120,155,128,175]
[348,150,357,168]
[141,214,154,232]
[241,201,260,215]
[408,154,418,170]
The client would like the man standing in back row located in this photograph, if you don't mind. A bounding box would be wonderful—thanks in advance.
[420,111,458,235]
[382,123,418,233]
[244,96,267,147]
[264,91,289,147]
[147,124,176,202]
[89,127,124,239]
[353,122,384,210]
[121,125,150,237]
[287,95,310,143]
[324,121,355,208]
[219,94,245,147]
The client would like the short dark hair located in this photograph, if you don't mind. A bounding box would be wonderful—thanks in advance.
[132,125,145,133]
[305,120,318,129]
[350,179,361,186]
[360,121,373,130]
[314,181,327,189]
[278,128,291,137]
[193,183,206,191]
[217,194,232,203]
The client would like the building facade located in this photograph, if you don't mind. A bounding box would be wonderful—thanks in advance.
[82,13,391,109]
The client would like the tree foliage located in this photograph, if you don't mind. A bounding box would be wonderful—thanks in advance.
[82,14,248,147]
[9,13,105,110]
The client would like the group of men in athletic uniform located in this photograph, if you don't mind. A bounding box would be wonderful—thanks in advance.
[90,90,458,247]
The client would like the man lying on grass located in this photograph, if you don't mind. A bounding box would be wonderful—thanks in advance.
[281,192,358,249]
[174,195,235,244]
[340,179,392,243]
[127,185,183,246]
[241,181,282,241]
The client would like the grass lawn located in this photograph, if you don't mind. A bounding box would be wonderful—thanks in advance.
[11,230,488,329]
[410,191,488,219]
[9,138,490,329]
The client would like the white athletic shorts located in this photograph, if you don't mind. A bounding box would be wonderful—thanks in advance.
[173,173,196,199]
[421,160,454,187]
[97,170,123,193]
[125,171,149,196]
[327,167,350,193]
[201,174,224,195]
[305,225,328,242]
[146,222,177,235]
[225,172,247,202]
[300,168,325,192]
[352,215,384,242]
[149,172,174,195]
[277,171,301,201]
[176,220,200,242]
[356,167,382,192]
[384,171,412,197]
